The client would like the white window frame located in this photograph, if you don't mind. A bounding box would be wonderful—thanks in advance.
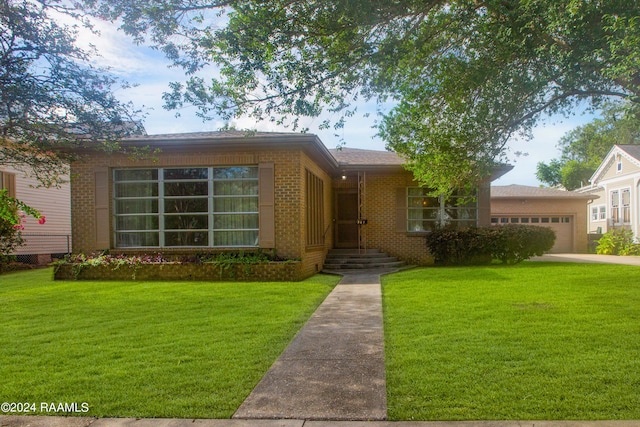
[591,204,606,222]
[407,188,477,232]
[611,190,620,224]
[113,166,259,248]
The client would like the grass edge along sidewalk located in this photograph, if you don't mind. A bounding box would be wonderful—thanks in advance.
[382,262,640,421]
[0,268,339,419]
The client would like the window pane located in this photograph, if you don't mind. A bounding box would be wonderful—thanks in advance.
[446,208,477,220]
[115,215,158,231]
[165,215,208,230]
[213,181,258,196]
[115,182,158,197]
[116,199,158,214]
[165,181,208,197]
[214,197,258,212]
[214,231,258,246]
[408,208,438,220]
[164,198,208,213]
[622,189,631,206]
[165,231,208,246]
[115,169,158,181]
[214,214,259,229]
[611,191,619,207]
[408,196,438,208]
[213,167,258,179]
[164,168,208,180]
[115,232,159,247]
[408,220,438,232]
[521,218,530,223]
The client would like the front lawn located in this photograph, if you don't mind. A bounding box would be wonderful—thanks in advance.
[383,263,640,420]
[0,269,338,418]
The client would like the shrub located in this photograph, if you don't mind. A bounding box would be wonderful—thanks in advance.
[0,205,24,274]
[424,227,492,266]
[488,225,556,264]
[596,229,640,255]
[425,225,556,266]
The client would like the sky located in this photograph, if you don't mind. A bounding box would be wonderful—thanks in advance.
[77,15,600,188]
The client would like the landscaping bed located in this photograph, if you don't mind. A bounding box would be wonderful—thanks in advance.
[53,252,304,281]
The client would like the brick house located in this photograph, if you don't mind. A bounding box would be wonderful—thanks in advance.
[491,185,596,253]
[578,144,640,241]
[70,131,510,279]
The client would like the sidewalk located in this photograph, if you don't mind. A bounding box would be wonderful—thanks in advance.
[233,271,387,420]
[2,416,640,426]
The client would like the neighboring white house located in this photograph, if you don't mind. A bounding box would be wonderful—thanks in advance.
[1,166,71,264]
[577,144,640,241]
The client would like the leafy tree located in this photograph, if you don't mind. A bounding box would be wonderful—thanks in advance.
[536,103,640,189]
[84,0,640,194]
[0,0,143,190]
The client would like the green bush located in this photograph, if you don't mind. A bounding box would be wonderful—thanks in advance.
[596,229,640,255]
[488,225,556,264]
[0,207,24,274]
[425,225,556,266]
[423,227,492,266]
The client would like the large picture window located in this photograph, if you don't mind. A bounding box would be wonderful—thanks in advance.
[407,188,477,232]
[114,167,259,248]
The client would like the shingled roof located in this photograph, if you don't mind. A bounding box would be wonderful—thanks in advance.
[617,144,640,162]
[328,147,405,166]
[492,184,595,199]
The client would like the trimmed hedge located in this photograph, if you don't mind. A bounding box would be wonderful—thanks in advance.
[425,225,556,265]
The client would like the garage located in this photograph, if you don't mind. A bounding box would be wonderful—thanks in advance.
[490,215,573,253]
[491,185,598,254]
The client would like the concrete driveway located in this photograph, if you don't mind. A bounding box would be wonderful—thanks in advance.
[532,253,640,266]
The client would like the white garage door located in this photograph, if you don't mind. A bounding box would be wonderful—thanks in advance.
[490,216,574,253]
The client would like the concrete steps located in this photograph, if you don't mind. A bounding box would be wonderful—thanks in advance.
[324,249,405,270]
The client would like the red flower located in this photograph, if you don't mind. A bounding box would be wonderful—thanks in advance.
[38,216,46,224]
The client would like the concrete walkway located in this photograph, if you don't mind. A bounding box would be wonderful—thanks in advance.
[233,271,387,420]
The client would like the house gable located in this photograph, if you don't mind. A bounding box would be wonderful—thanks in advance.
[590,145,640,184]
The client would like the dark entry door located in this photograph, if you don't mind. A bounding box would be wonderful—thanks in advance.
[335,190,359,248]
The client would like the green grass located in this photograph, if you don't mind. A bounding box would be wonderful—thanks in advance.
[383,262,640,421]
[0,268,338,418]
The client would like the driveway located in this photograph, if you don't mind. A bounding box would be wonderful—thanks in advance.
[532,253,640,266]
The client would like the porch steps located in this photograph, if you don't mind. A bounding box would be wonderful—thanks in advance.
[323,249,406,270]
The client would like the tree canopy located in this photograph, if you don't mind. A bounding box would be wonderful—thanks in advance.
[0,0,143,188]
[84,0,640,194]
[536,103,640,190]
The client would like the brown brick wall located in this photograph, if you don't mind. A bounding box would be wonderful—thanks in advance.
[300,152,333,276]
[70,147,318,270]
[332,171,434,265]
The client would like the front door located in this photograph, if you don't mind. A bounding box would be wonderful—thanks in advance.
[335,190,359,248]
